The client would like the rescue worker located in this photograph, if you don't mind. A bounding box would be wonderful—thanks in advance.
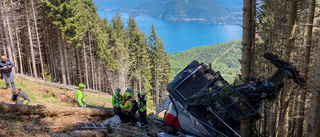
[121,92,138,124]
[138,91,147,125]
[122,87,132,104]
[11,88,30,105]
[76,83,86,107]
[0,56,15,89]
[112,88,123,116]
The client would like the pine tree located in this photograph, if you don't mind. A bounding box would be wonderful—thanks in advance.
[127,15,152,96]
[109,13,130,92]
[147,24,172,106]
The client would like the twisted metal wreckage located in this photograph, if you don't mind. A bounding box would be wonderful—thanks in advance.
[155,52,307,137]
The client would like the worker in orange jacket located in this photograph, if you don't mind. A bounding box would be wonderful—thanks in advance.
[122,88,132,104]
[121,92,138,124]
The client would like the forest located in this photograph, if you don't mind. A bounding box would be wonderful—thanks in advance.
[169,40,241,82]
[240,0,320,136]
[0,0,172,109]
[0,0,320,136]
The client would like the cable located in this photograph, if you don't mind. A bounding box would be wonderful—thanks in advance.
[181,2,216,44]
[207,106,241,137]
[211,0,230,41]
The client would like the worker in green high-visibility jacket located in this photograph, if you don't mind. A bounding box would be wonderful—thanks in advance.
[112,88,123,116]
[76,83,86,107]
[138,91,147,125]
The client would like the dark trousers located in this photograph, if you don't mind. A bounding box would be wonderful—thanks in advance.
[114,107,122,115]
[3,72,15,89]
[122,111,131,123]
[114,107,123,120]
[139,111,147,125]
[131,110,137,123]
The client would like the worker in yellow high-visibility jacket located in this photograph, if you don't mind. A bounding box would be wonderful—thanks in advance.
[76,83,86,107]
[138,91,147,125]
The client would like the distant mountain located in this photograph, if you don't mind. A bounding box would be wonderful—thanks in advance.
[94,0,153,9]
[169,40,241,83]
[94,0,242,24]
[135,0,232,21]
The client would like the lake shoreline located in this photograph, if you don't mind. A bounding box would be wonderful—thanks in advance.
[100,9,242,25]
[98,11,243,53]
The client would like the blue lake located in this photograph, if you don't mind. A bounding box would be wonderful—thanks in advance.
[98,10,242,53]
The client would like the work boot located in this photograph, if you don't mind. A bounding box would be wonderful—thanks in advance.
[6,83,10,89]
[11,82,15,89]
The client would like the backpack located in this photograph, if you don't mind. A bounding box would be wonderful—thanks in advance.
[131,99,138,112]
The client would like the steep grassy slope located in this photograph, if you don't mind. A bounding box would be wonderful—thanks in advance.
[0,75,113,136]
[0,75,162,136]
[169,40,241,82]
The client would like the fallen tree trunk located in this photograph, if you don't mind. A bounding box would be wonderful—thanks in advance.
[0,102,114,117]
[16,74,110,96]
[51,130,108,137]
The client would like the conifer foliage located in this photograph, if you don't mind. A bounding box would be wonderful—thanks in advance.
[0,0,172,108]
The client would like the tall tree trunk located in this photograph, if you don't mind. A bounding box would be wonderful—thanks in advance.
[63,39,70,85]
[58,34,66,84]
[50,32,57,82]
[288,90,297,137]
[138,65,142,93]
[4,1,16,70]
[278,0,297,136]
[155,63,159,104]
[27,51,33,77]
[76,45,82,83]
[306,35,320,137]
[25,0,37,78]
[83,39,89,88]
[7,0,19,73]
[31,0,44,79]
[0,0,14,74]
[0,20,7,57]
[250,0,256,77]
[98,63,101,91]
[268,0,276,50]
[241,0,255,136]
[297,0,316,136]
[88,33,94,89]
[12,0,23,74]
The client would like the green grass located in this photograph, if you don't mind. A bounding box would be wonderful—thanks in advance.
[41,94,51,98]
[87,102,103,107]
[0,76,113,108]
[12,119,22,125]
[87,94,112,102]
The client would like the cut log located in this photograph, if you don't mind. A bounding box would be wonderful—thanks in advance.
[50,130,107,137]
[0,102,114,117]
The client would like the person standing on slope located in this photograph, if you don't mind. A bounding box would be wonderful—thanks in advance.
[138,91,147,126]
[77,83,86,107]
[122,88,132,104]
[121,92,138,124]
[112,88,123,117]
[0,56,15,89]
[12,88,30,105]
